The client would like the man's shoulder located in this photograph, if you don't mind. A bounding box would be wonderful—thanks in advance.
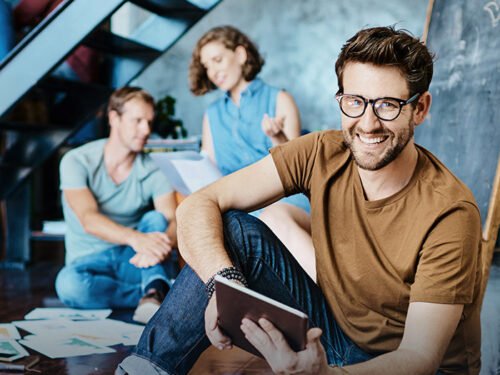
[417,146,479,211]
[305,129,348,156]
[62,139,106,164]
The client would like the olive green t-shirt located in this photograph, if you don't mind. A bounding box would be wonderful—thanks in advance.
[270,130,482,374]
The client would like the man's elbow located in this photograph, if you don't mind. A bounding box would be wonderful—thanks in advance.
[397,347,441,375]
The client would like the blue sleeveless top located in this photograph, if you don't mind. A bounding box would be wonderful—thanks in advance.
[207,78,310,214]
[207,78,277,175]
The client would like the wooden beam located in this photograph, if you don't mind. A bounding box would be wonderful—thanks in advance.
[422,0,435,44]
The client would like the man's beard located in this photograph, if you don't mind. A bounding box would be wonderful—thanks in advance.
[343,121,414,171]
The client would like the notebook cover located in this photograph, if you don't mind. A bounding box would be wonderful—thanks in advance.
[215,276,308,357]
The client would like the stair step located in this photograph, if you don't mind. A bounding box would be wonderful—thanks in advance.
[132,0,205,17]
[0,164,32,198]
[1,128,73,166]
[0,121,73,131]
[82,29,162,58]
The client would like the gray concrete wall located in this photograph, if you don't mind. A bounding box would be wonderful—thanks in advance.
[135,0,428,137]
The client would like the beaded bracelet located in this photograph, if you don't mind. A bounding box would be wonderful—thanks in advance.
[205,266,248,300]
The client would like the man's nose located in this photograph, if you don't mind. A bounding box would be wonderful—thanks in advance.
[139,120,151,136]
[357,104,382,132]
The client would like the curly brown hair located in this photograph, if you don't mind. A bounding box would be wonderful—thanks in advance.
[107,86,155,115]
[189,26,265,96]
[335,26,434,101]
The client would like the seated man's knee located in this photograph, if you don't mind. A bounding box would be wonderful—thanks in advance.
[260,204,291,234]
[222,210,264,236]
[222,209,280,259]
[138,211,168,233]
[55,267,93,308]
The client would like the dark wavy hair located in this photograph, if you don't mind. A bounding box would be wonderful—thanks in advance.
[335,26,434,101]
[189,26,265,96]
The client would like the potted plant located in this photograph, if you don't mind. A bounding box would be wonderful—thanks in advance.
[154,95,187,139]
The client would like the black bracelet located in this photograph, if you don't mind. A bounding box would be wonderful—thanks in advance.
[205,266,248,300]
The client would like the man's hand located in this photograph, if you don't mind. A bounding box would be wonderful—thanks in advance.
[261,114,288,144]
[241,318,329,375]
[128,231,172,261]
[129,253,161,268]
[205,293,232,350]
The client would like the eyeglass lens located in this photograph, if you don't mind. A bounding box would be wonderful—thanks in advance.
[339,95,402,121]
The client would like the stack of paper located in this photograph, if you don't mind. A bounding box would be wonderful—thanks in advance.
[0,308,143,361]
[150,151,222,196]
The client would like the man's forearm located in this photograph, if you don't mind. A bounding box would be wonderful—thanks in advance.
[80,211,138,247]
[176,192,233,282]
[328,348,435,375]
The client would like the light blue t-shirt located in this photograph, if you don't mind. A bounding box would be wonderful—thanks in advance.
[60,139,172,264]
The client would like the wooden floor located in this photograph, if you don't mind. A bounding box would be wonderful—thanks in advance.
[0,262,272,375]
[2,257,500,374]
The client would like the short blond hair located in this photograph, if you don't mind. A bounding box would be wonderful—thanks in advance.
[107,87,155,115]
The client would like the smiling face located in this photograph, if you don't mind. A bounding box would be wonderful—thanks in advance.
[340,62,419,171]
[199,41,247,93]
[109,98,154,153]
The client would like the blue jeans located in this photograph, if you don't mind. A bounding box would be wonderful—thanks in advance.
[117,210,373,374]
[56,211,178,309]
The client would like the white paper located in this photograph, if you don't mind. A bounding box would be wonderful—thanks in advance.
[24,308,112,321]
[13,319,75,336]
[0,339,29,362]
[14,319,143,347]
[150,151,222,196]
[0,324,21,340]
[19,336,115,358]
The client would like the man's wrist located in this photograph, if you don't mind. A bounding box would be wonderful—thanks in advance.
[205,266,248,300]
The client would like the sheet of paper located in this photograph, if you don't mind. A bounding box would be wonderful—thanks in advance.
[24,308,112,321]
[54,319,144,346]
[150,151,222,195]
[19,336,115,359]
[0,339,29,362]
[13,319,75,336]
[0,324,21,340]
[15,319,143,347]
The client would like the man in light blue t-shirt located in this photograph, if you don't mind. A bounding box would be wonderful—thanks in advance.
[56,87,177,324]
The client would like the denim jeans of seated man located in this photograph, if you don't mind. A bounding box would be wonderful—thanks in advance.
[56,211,178,309]
[116,210,376,375]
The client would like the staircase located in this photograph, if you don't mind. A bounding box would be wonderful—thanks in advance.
[0,0,220,265]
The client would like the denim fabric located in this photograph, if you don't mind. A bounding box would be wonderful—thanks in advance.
[117,210,372,375]
[0,0,14,62]
[56,211,178,309]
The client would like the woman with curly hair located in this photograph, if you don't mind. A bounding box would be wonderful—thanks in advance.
[189,25,315,279]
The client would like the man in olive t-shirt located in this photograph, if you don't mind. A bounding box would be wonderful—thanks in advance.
[117,27,482,375]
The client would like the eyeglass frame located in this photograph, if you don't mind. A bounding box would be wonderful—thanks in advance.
[335,92,421,121]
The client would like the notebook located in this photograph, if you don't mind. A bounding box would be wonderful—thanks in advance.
[215,275,308,357]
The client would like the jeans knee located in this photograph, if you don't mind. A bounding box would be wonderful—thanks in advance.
[222,210,272,258]
[137,211,168,233]
[55,267,92,308]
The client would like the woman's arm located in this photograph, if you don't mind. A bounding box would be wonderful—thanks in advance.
[262,90,301,146]
[201,113,217,165]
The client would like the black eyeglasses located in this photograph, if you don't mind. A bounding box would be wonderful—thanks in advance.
[336,93,421,121]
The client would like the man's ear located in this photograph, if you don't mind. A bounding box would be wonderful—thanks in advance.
[235,45,247,65]
[108,110,120,129]
[413,91,432,127]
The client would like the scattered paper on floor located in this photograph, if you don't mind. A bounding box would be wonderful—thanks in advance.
[0,339,29,362]
[24,308,112,321]
[0,324,21,340]
[19,336,115,359]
